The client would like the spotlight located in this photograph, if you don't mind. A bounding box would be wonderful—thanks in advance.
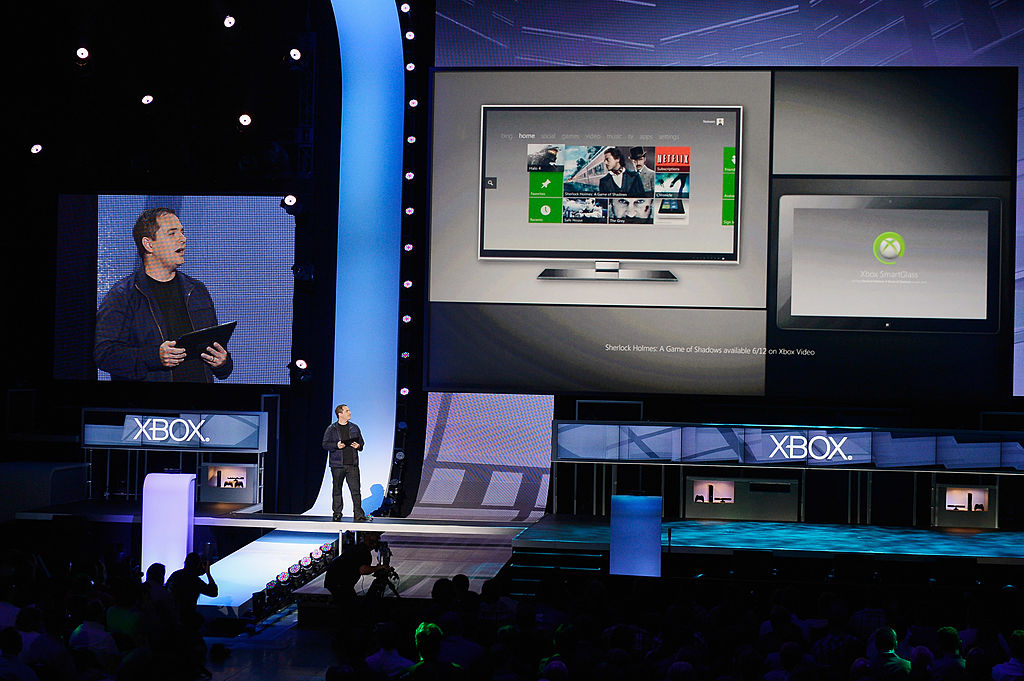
[403,280,412,288]
[276,571,288,584]
[280,194,303,215]
[288,564,301,576]
[299,556,312,569]
[399,387,410,396]
[311,548,323,560]
[405,31,415,40]
[289,48,302,61]
[400,351,410,359]
[407,136,416,144]
[224,15,236,28]
[396,422,408,431]
[141,95,154,105]
[288,359,312,383]
[265,580,277,591]
[394,450,406,462]
[238,113,252,127]
[76,47,90,60]
[401,315,411,323]
[404,207,414,215]
[408,99,418,107]
[405,172,414,180]
[403,244,413,252]
[30,144,42,154]
[406,63,415,71]
[400,3,410,12]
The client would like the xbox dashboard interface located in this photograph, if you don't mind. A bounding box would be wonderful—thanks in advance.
[479,106,740,260]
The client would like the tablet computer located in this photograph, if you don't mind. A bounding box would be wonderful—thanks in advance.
[175,321,237,357]
[776,195,1001,333]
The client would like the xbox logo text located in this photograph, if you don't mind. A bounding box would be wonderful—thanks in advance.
[873,231,905,265]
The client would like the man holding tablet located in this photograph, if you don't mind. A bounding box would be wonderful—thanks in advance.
[321,404,369,522]
[94,207,234,382]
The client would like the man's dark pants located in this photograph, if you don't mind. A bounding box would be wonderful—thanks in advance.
[331,464,366,520]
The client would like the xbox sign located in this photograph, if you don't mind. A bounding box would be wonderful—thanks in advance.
[873,231,906,265]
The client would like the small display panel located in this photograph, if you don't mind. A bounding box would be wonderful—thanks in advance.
[777,195,1001,332]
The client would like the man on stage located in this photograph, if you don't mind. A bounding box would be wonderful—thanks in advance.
[322,404,369,522]
[94,207,232,382]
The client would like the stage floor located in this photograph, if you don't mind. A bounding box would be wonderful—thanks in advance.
[18,501,1024,615]
[515,515,1024,563]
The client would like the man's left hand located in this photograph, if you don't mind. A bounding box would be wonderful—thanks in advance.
[201,342,229,368]
[350,442,360,449]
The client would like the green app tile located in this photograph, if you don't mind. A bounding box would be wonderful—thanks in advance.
[529,197,563,223]
[723,146,737,172]
[722,173,735,200]
[722,200,735,226]
[529,172,563,197]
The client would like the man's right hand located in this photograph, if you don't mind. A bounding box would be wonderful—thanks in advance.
[337,441,346,449]
[159,340,187,368]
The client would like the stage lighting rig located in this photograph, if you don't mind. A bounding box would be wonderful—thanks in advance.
[288,358,312,383]
[280,194,304,216]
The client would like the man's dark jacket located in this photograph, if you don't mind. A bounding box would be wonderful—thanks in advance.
[94,269,233,382]
[599,169,646,197]
[322,421,365,467]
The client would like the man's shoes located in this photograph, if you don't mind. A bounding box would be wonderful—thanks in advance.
[332,514,341,522]
[354,516,372,523]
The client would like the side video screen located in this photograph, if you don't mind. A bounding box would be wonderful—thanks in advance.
[777,195,1000,333]
[55,194,295,384]
[479,106,741,261]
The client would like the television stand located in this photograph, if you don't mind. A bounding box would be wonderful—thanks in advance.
[538,261,677,281]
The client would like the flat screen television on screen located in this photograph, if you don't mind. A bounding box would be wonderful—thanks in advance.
[478,105,741,279]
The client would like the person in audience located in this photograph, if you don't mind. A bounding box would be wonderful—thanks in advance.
[991,630,1024,681]
[0,627,38,681]
[399,622,465,680]
[166,553,218,625]
[869,627,912,679]
[933,626,967,681]
[15,606,75,681]
[365,621,414,679]
[909,645,935,681]
[68,599,120,672]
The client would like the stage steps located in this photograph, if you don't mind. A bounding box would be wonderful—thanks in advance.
[506,546,607,598]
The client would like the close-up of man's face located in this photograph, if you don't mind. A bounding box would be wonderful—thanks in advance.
[144,213,187,270]
[603,152,620,173]
[610,197,652,220]
[337,405,352,422]
[632,154,646,170]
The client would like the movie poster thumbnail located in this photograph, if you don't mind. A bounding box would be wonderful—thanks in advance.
[527,144,565,172]
[655,172,690,198]
[562,197,608,224]
[607,197,654,224]
[561,145,654,199]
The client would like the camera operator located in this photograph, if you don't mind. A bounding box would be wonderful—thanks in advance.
[325,531,390,602]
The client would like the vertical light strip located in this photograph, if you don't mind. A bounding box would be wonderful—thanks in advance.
[141,473,196,575]
[320,0,403,511]
[610,495,662,577]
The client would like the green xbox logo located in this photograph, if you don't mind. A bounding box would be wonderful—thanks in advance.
[873,231,905,264]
